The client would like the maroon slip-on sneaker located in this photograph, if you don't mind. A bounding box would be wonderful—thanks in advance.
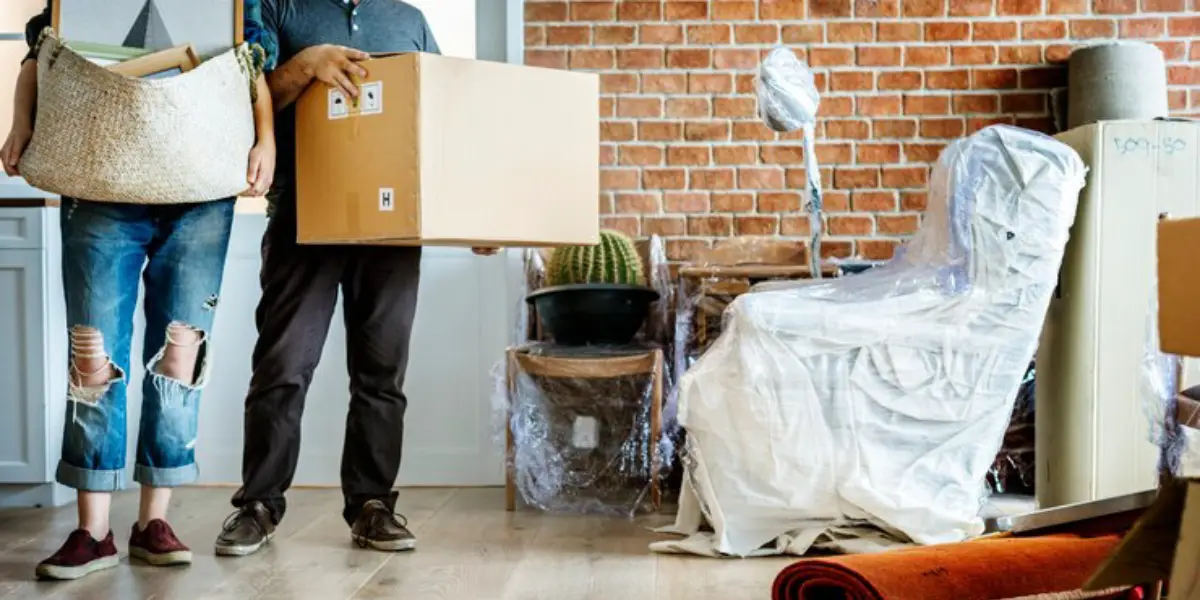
[129,520,193,567]
[35,529,120,581]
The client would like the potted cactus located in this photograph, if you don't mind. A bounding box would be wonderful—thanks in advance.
[527,230,660,346]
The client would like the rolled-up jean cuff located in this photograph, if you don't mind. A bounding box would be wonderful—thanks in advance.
[56,461,125,492]
[134,463,199,488]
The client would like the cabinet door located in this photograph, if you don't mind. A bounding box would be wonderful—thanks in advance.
[0,248,48,483]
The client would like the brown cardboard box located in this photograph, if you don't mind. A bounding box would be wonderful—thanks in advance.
[294,53,600,247]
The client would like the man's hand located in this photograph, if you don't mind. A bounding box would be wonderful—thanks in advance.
[472,247,500,256]
[244,140,277,198]
[1,124,32,177]
[299,44,370,101]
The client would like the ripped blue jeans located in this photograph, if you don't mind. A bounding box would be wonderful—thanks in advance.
[59,197,235,492]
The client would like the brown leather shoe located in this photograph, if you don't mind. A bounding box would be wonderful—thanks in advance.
[214,502,275,557]
[35,530,120,581]
[129,520,192,566]
[351,499,416,552]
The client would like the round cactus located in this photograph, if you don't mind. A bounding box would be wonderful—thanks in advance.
[546,230,646,287]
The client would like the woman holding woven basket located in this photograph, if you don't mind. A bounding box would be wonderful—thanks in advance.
[0,2,277,582]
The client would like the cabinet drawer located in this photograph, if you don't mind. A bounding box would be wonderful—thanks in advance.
[0,208,44,249]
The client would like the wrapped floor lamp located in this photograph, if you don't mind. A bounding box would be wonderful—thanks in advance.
[19,30,262,205]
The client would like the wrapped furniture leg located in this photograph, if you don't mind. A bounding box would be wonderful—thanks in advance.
[654,125,1087,557]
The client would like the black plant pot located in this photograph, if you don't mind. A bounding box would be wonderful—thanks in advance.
[527,284,660,346]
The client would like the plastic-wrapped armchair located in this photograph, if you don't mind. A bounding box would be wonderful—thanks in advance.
[662,125,1087,557]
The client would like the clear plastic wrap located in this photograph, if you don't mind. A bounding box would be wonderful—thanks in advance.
[986,362,1037,496]
[655,125,1088,557]
[1139,286,1184,477]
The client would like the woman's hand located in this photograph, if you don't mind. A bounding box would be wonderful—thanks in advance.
[1,124,32,177]
[245,140,276,197]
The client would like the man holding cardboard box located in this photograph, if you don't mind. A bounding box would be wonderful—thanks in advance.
[214,0,495,558]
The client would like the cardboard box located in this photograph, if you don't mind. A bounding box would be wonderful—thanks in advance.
[295,53,600,247]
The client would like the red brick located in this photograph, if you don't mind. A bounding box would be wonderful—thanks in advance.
[857,143,901,164]
[639,122,683,141]
[736,24,780,44]
[822,189,850,210]
[1020,67,1067,89]
[665,240,710,262]
[642,216,686,236]
[1071,19,1116,39]
[967,116,1016,133]
[711,193,755,212]
[1047,0,1086,12]
[1145,0,1186,9]
[615,192,659,213]
[601,121,635,142]
[879,22,923,42]
[733,122,778,141]
[859,47,903,66]
[857,95,902,115]
[667,98,710,118]
[781,216,813,236]
[1154,41,1187,61]
[881,166,929,187]
[926,22,971,42]
[639,25,683,44]
[688,215,734,237]
[879,71,924,90]
[689,169,736,190]
[999,45,1043,64]
[737,73,762,94]
[953,46,997,65]
[904,142,947,162]
[823,96,857,116]
[687,24,731,44]
[570,49,614,70]
[735,216,781,236]
[1192,41,1200,61]
[830,215,875,235]
[644,168,688,189]
[834,167,881,189]
[525,26,545,47]
[618,97,662,118]
[758,192,803,212]
[927,69,971,90]
[525,49,567,69]
[1120,18,1165,38]
[601,168,640,190]
[618,49,663,69]
[825,119,872,139]
[598,192,614,214]
[641,74,685,94]
[921,117,966,138]
[830,22,875,43]
[715,96,758,118]
[998,0,1040,14]
[874,118,919,137]
[859,240,900,260]
[571,2,615,21]
[1170,90,1188,110]
[665,2,710,20]
[688,74,732,95]
[547,25,590,45]
[714,49,760,70]
[714,146,759,165]
[664,192,710,213]
[1169,66,1200,85]
[618,2,662,20]
[1001,92,1046,113]
[599,144,615,165]
[599,98,614,117]
[1044,44,1075,62]
[667,49,712,69]
[1095,0,1136,12]
[831,71,875,91]
[810,47,855,67]
[852,191,898,211]
[878,215,920,234]
[1016,117,1057,134]
[761,145,807,164]
[667,146,711,166]
[526,2,568,22]
[600,74,638,94]
[951,0,994,15]
[809,0,853,17]
[974,22,1018,41]
[903,0,946,16]
[783,24,825,43]
[1168,16,1200,37]
[1023,21,1067,40]
[953,93,1000,113]
[684,121,730,141]
[594,25,636,45]
[906,46,951,66]
[601,216,640,236]
[902,191,928,211]
[857,0,901,16]
[816,142,854,162]
[904,95,952,115]
[761,0,806,18]
[739,167,787,189]
[972,68,1019,90]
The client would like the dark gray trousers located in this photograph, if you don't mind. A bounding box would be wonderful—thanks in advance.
[232,203,421,525]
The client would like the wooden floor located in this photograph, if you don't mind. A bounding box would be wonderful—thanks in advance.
[0,487,791,599]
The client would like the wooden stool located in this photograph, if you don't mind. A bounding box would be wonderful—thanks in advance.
[504,346,665,512]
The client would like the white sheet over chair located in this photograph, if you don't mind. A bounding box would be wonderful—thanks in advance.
[654,126,1086,557]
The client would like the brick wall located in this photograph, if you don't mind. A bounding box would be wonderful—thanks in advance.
[524,0,1200,262]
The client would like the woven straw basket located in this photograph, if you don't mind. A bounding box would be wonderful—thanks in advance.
[19,31,257,205]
